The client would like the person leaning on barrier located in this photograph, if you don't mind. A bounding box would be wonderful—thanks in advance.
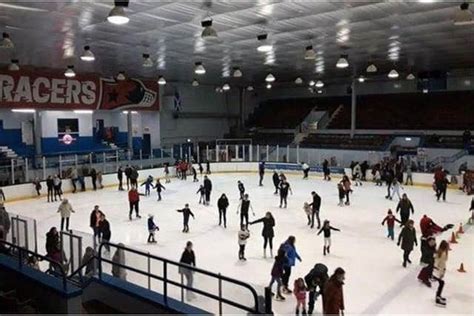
[112,243,127,281]
[0,203,11,239]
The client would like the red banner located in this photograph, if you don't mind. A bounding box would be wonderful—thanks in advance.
[0,68,159,110]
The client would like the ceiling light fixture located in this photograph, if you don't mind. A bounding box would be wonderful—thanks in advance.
[454,2,474,26]
[201,18,218,38]
[1,32,14,48]
[336,54,349,68]
[388,69,399,79]
[257,33,273,53]
[192,79,199,87]
[122,111,138,114]
[222,83,230,91]
[309,80,315,87]
[265,73,275,82]
[406,73,416,80]
[158,76,166,85]
[358,76,365,83]
[8,59,19,71]
[64,65,76,78]
[295,77,303,85]
[317,90,323,94]
[194,62,206,75]
[366,63,378,73]
[73,110,94,114]
[247,86,254,91]
[142,53,153,67]
[233,67,242,78]
[304,45,316,60]
[11,109,36,113]
[315,80,324,88]
[80,45,95,62]
[116,71,126,81]
[107,0,130,25]
[266,83,272,89]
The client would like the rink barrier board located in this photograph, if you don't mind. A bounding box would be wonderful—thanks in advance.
[2,162,461,203]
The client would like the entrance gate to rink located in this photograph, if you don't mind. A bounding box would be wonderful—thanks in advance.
[8,214,38,253]
[61,230,98,277]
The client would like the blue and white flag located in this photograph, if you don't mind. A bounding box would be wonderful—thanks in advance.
[173,90,182,112]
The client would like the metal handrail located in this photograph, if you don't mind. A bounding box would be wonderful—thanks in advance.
[0,240,68,291]
[98,242,261,314]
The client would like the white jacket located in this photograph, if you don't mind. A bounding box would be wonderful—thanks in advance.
[57,201,74,218]
[433,252,448,279]
[238,230,250,245]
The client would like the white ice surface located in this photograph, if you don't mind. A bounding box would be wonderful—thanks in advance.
[6,172,474,315]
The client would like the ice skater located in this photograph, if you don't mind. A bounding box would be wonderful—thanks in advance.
[303,202,312,226]
[57,199,75,231]
[154,179,166,201]
[317,220,340,256]
[374,169,383,186]
[309,191,322,229]
[322,159,331,181]
[250,212,275,258]
[196,185,206,204]
[237,194,255,229]
[353,162,362,186]
[279,179,292,208]
[381,209,401,240]
[203,176,212,206]
[53,174,62,201]
[269,248,287,301]
[147,214,159,243]
[128,187,142,220]
[217,193,229,228]
[397,219,417,267]
[237,180,245,200]
[164,163,171,183]
[192,165,198,182]
[141,175,154,196]
[32,178,42,196]
[293,277,308,315]
[179,241,196,301]
[272,171,281,194]
[237,224,250,261]
[206,160,211,174]
[117,166,124,191]
[89,205,103,242]
[177,204,195,233]
[259,161,265,186]
[341,175,352,206]
[396,194,414,226]
[124,165,132,190]
[280,236,302,294]
[98,213,111,252]
[305,263,328,315]
[387,178,403,200]
[302,162,310,179]
[433,240,449,307]
[418,236,436,287]
[337,183,345,206]
[198,162,203,176]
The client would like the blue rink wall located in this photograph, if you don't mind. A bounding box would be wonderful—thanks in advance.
[265,162,346,174]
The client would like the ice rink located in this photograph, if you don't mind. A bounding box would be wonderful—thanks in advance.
[6,171,474,315]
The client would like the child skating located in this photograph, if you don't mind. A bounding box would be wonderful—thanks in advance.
[388,178,403,200]
[303,202,312,226]
[141,175,154,196]
[237,181,245,200]
[381,209,402,240]
[197,185,206,204]
[154,179,166,201]
[337,183,345,206]
[293,277,308,315]
[147,214,159,243]
[317,220,341,256]
[238,224,250,261]
[269,248,287,301]
[177,204,195,233]
[375,170,383,186]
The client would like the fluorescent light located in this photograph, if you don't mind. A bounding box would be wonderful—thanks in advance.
[233,67,242,78]
[388,69,399,79]
[315,80,324,88]
[194,62,206,75]
[247,86,254,91]
[266,83,272,89]
[12,109,35,113]
[1,32,14,48]
[358,76,365,83]
[8,59,19,71]
[406,73,416,80]
[122,111,138,114]
[222,83,230,91]
[80,46,95,62]
[192,79,199,87]
[336,55,349,68]
[107,1,129,25]
[201,19,218,38]
[317,90,323,94]
[64,65,76,78]
[304,45,316,60]
[295,77,303,85]
[158,76,166,85]
[257,33,273,52]
[73,110,93,114]
[405,137,412,141]
[423,89,429,94]
[265,73,275,82]
[454,2,474,26]
[116,71,126,81]
[308,80,315,87]
[142,53,153,67]
[366,63,377,73]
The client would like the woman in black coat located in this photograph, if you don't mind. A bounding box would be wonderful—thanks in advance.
[398,219,418,268]
[217,194,229,228]
[179,241,196,301]
[250,212,275,258]
[98,213,111,253]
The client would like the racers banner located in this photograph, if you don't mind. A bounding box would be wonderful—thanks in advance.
[0,68,159,111]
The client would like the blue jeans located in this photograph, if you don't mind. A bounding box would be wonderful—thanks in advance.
[387,226,394,240]
[269,276,282,297]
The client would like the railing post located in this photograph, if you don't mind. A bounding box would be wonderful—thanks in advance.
[103,152,106,173]
[42,156,46,180]
[206,145,209,162]
[25,157,29,182]
[34,219,38,253]
[218,273,223,315]
[256,145,260,161]
[264,286,273,314]
[188,146,192,161]
[147,253,151,290]
[10,159,14,184]
[226,145,229,162]
[116,150,119,169]
[179,146,183,160]
[171,147,175,160]
[249,145,253,162]
[216,145,220,162]
[276,145,279,162]
[180,273,184,302]
[74,154,78,169]
[296,145,300,163]
[160,147,164,160]
[59,155,62,177]
[139,150,143,169]
[196,145,200,163]
[235,144,238,160]
[163,262,168,305]
[89,153,93,168]
[286,145,290,163]
[266,145,269,162]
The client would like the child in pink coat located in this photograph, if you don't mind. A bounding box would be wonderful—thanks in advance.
[293,277,307,315]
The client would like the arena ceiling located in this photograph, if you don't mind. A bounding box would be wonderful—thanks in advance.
[0,0,473,85]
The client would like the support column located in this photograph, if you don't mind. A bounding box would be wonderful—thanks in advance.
[350,79,357,139]
[33,110,42,157]
[127,111,133,152]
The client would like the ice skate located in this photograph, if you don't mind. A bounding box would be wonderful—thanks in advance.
[323,246,327,256]
[327,246,331,254]
[435,297,446,307]
[275,295,285,301]
[270,249,273,258]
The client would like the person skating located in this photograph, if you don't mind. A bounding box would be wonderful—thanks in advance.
[164,163,171,184]
[294,277,308,315]
[309,191,322,229]
[387,178,403,200]
[237,180,245,200]
[374,169,383,186]
[141,175,154,196]
[279,179,292,208]
[70,167,78,193]
[361,161,369,181]
[117,166,124,191]
[197,185,206,204]
[341,175,352,206]
[434,169,449,202]
[198,162,203,176]
[385,168,395,199]
[273,171,281,194]
[90,168,97,191]
[396,194,414,226]
[397,219,418,267]
[203,176,212,206]
[259,161,265,186]
[337,183,345,207]
[53,174,62,201]
[192,166,198,182]
[280,236,302,294]
[381,209,402,240]
[217,193,229,228]
[206,160,211,174]
[433,240,449,307]
[417,236,436,287]
[303,202,312,226]
[302,162,310,179]
[90,205,103,242]
[111,244,127,280]
[179,241,196,301]
[469,197,474,224]
[268,248,287,301]
[57,199,74,231]
[237,194,255,229]
[419,214,453,240]
[322,267,345,316]
[322,159,331,181]
[405,163,413,185]
[250,212,275,258]
[317,220,341,256]
[32,178,42,196]
[130,167,139,188]
[124,165,132,190]
[353,162,362,186]
[305,263,329,315]
[238,224,250,261]
[0,204,11,240]
[98,213,111,253]
[154,179,166,201]
[177,204,195,233]
[147,214,159,243]
[128,187,142,220]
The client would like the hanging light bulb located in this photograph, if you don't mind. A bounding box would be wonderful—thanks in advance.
[265,73,276,82]
[194,62,206,75]
[295,77,303,85]
[233,67,243,78]
[454,2,474,26]
[80,45,95,62]
[222,83,231,91]
[315,80,324,88]
[358,76,365,83]
[266,83,272,89]
[366,63,378,73]
[8,59,19,71]
[257,33,273,52]
[388,69,399,79]
[201,18,218,38]
[107,0,130,25]
[304,45,316,60]
[64,65,76,78]
[247,86,254,91]
[336,54,349,68]
[192,79,199,87]
[142,53,153,67]
[1,32,14,48]
[158,76,166,85]
[317,90,323,94]
[116,71,126,81]
[406,73,416,80]
[308,80,315,87]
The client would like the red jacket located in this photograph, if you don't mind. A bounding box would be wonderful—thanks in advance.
[128,190,140,202]
[420,215,442,238]
[434,170,445,182]
[323,276,344,315]
[382,214,400,228]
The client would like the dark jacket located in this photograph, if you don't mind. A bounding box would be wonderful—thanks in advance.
[45,231,60,259]
[396,199,414,216]
[177,207,195,220]
[117,168,123,180]
[179,249,196,266]
[204,179,212,193]
[217,196,229,209]
[323,275,345,315]
[272,173,280,186]
[250,216,275,238]
[420,242,436,265]
[398,226,417,251]
[99,219,111,240]
[271,253,287,278]
[310,193,321,211]
[89,210,102,228]
[305,263,328,293]
[317,225,340,238]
